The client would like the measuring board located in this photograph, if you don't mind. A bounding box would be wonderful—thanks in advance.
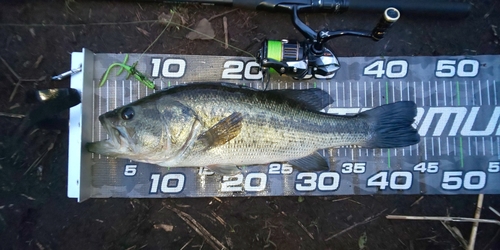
[67,49,500,202]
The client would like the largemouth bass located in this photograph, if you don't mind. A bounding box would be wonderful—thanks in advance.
[87,82,420,174]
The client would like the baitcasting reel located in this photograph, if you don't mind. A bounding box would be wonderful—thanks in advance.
[257,6,400,80]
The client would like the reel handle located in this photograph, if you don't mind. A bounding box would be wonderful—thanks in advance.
[348,0,470,18]
[371,7,400,41]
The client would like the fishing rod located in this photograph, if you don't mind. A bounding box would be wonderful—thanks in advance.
[159,0,470,17]
[148,0,471,79]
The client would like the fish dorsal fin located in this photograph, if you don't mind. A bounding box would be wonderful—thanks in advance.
[288,152,330,171]
[198,112,243,149]
[268,88,334,111]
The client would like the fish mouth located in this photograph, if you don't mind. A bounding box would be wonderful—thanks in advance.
[85,116,130,156]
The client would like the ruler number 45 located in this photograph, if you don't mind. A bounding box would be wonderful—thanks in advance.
[488,162,500,173]
[413,162,439,174]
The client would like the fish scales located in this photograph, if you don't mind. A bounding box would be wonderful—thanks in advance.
[163,87,367,166]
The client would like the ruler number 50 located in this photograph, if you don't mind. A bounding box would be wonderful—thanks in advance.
[435,59,479,78]
[441,171,486,190]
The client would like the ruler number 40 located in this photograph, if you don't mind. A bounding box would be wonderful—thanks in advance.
[363,60,408,78]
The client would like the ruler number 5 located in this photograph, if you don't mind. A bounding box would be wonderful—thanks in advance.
[124,164,137,176]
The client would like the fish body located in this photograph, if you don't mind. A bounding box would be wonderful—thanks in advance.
[87,82,420,174]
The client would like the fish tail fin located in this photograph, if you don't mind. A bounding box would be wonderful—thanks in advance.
[360,101,420,148]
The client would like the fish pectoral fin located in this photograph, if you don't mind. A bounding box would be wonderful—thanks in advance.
[206,164,241,175]
[197,112,243,149]
[288,152,330,171]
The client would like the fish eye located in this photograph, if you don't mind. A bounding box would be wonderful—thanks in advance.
[121,107,135,120]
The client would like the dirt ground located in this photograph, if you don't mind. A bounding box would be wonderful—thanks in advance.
[0,0,499,249]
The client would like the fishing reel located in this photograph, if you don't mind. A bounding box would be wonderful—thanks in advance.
[257,6,400,80]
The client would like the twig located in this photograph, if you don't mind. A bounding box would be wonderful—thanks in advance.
[481,228,500,250]
[489,207,500,218]
[208,9,239,22]
[330,197,350,203]
[0,55,21,79]
[0,112,25,118]
[325,209,387,241]
[9,81,21,102]
[386,215,500,225]
[0,55,43,82]
[23,142,54,176]
[441,221,468,249]
[297,220,314,240]
[1,55,46,102]
[21,194,36,200]
[167,206,226,250]
[411,196,424,207]
[223,16,228,49]
[180,238,194,250]
[468,194,484,250]
[211,211,227,227]
[348,199,363,206]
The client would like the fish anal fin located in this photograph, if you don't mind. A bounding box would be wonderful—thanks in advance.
[288,152,330,172]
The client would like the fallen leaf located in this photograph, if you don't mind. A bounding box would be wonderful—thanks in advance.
[186,18,215,40]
